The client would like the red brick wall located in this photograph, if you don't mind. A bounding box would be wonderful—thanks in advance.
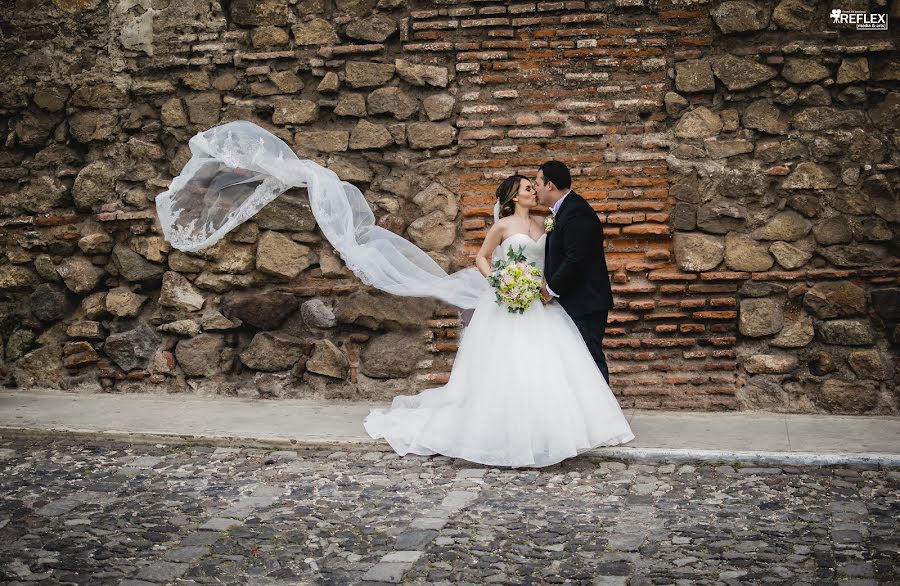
[411,2,739,408]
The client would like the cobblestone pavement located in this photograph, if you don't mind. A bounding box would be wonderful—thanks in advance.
[0,437,897,586]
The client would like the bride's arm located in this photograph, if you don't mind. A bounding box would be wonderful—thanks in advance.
[475,220,505,277]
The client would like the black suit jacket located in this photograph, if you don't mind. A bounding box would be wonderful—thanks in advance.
[544,191,614,318]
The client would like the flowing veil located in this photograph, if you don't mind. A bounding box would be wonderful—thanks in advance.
[155,121,489,310]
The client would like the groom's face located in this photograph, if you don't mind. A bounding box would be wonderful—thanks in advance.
[535,170,551,207]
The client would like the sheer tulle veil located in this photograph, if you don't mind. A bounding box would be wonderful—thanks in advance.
[156,120,490,310]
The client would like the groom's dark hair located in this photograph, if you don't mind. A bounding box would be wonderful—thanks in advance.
[539,160,572,191]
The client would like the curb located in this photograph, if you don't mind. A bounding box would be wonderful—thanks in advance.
[587,446,900,468]
[2,426,898,467]
[0,427,387,452]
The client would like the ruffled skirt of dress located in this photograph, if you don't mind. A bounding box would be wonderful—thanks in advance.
[363,289,635,468]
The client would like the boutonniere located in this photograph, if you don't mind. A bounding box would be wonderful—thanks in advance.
[544,217,556,233]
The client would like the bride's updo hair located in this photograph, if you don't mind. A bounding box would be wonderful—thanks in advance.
[495,174,527,219]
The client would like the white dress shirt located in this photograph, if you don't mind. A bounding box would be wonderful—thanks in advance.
[545,189,572,298]
[550,189,572,217]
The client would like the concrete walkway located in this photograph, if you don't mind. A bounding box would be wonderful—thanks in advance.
[1,389,898,466]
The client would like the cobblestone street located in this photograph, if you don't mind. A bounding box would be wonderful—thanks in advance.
[0,436,897,585]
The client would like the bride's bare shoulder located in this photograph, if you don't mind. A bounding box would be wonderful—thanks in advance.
[485,216,509,240]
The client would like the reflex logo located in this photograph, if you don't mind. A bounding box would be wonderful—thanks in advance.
[830,8,889,30]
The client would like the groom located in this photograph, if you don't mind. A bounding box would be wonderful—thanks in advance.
[535,161,615,384]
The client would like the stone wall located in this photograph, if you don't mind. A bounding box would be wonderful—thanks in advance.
[0,0,897,413]
[445,0,898,413]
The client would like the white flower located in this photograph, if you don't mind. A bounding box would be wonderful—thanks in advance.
[544,217,556,233]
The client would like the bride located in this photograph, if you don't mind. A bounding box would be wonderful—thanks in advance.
[363,174,635,468]
[155,121,634,469]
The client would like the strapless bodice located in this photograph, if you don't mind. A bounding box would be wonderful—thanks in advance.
[494,232,546,270]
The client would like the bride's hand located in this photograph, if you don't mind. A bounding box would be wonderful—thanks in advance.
[540,280,553,304]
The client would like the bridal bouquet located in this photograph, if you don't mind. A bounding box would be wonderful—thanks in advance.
[487,245,543,314]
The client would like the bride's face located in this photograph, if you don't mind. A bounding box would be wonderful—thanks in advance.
[514,179,538,208]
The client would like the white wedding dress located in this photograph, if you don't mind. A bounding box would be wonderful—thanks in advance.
[151,121,633,468]
[364,232,635,468]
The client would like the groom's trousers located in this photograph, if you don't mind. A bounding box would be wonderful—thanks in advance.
[572,310,610,384]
